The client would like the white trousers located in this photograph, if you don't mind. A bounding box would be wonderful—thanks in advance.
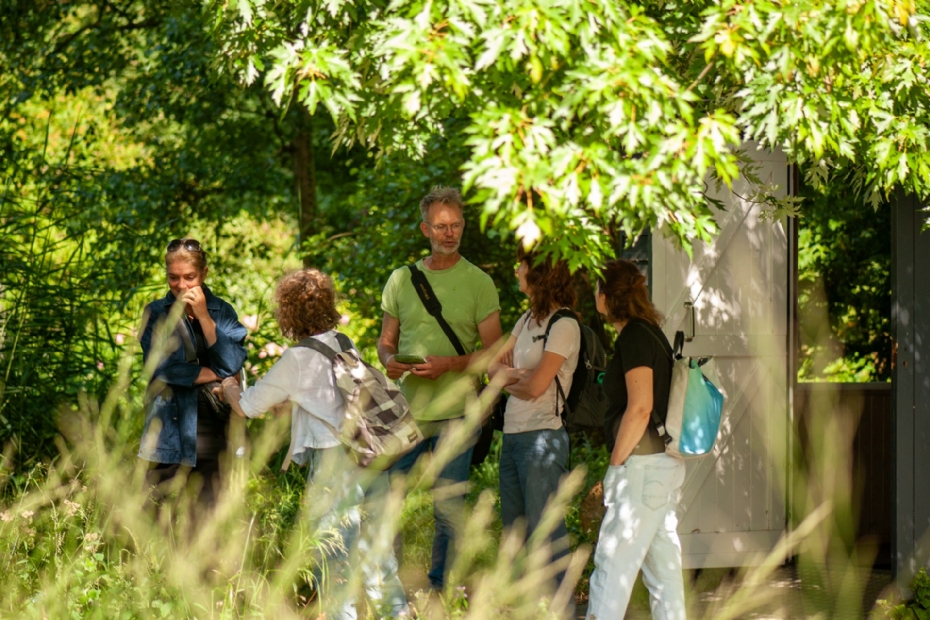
[586,453,687,620]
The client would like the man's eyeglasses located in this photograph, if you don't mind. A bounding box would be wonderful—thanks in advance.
[426,222,464,234]
[167,238,202,253]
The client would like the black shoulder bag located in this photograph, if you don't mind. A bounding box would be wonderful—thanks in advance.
[407,264,505,466]
[176,318,231,421]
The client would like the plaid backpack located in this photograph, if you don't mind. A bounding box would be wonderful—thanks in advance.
[294,333,423,469]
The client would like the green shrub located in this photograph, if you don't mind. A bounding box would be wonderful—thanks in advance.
[877,568,930,620]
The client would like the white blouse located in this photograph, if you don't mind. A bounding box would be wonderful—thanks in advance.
[504,310,580,434]
[238,330,346,465]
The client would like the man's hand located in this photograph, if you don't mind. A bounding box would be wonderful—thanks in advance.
[385,354,413,380]
[409,356,452,381]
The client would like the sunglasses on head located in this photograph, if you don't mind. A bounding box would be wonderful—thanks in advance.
[166,239,202,253]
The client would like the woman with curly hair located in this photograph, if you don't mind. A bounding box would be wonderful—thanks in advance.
[585,259,684,620]
[221,269,408,620]
[489,247,580,597]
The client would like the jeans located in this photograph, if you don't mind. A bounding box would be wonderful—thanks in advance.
[499,427,572,586]
[586,453,686,620]
[389,418,476,589]
[306,447,408,620]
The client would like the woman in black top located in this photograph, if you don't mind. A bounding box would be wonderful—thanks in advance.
[585,259,687,620]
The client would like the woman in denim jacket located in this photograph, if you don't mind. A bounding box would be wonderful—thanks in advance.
[585,259,685,620]
[139,238,247,510]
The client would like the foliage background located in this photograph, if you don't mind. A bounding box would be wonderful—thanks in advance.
[0,0,917,615]
[797,188,891,382]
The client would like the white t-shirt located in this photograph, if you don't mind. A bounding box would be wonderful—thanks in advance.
[504,310,581,434]
[239,330,346,464]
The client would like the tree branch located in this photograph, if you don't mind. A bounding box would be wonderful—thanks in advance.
[685,62,715,94]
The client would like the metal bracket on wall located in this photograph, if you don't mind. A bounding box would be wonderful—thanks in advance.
[684,301,695,341]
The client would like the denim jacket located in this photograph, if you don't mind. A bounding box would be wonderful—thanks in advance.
[138,285,247,466]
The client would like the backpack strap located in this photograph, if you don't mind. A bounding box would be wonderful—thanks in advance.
[542,308,579,419]
[407,264,467,356]
[634,323,682,446]
[335,332,355,353]
[294,336,339,360]
[281,332,355,471]
[293,331,356,358]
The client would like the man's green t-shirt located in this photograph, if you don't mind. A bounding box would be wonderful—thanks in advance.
[381,258,500,422]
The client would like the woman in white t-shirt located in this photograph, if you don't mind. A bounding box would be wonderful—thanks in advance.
[489,249,580,596]
[219,269,407,620]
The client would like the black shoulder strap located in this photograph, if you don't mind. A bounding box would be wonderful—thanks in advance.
[543,308,578,341]
[541,308,578,419]
[175,318,198,363]
[334,332,355,353]
[294,336,338,360]
[631,322,680,445]
[636,321,681,361]
[407,264,467,356]
[294,332,356,358]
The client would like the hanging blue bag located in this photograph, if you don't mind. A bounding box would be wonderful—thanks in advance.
[645,329,726,458]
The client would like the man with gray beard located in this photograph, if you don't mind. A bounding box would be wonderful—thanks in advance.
[377,186,502,589]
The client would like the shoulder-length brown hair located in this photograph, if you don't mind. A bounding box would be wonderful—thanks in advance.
[597,259,663,327]
[274,269,342,340]
[517,247,576,321]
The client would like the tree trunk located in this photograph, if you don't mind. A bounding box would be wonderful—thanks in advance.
[292,107,317,267]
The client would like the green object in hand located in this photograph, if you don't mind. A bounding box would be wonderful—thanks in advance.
[394,354,426,365]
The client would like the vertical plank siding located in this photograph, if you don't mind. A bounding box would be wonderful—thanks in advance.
[891,192,930,579]
[794,383,893,567]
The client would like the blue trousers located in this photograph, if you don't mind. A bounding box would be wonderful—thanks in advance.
[499,427,571,586]
[305,447,408,620]
[389,418,477,589]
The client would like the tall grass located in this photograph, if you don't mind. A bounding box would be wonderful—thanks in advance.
[0,312,911,619]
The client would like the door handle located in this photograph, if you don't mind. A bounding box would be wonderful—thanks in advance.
[684,301,695,342]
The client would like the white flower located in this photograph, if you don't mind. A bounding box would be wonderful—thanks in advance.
[242,315,259,332]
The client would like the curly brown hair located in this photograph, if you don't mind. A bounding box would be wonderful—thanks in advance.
[517,247,576,321]
[597,259,663,327]
[274,269,342,340]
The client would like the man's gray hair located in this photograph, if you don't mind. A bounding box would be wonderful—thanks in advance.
[419,186,465,222]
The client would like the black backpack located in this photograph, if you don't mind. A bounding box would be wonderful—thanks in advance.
[544,309,610,435]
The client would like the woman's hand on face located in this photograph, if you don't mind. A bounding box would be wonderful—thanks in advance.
[182,286,210,321]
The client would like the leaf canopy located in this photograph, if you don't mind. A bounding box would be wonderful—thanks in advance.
[210,0,930,265]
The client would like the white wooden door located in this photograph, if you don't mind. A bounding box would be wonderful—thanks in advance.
[652,144,791,568]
